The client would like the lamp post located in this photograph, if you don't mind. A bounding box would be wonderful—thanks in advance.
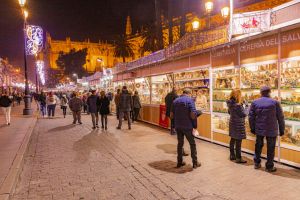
[205,1,213,28]
[19,0,32,115]
[192,17,200,31]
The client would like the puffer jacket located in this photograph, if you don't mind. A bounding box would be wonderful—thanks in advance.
[0,95,12,107]
[118,90,132,112]
[87,95,99,113]
[165,92,178,117]
[98,96,110,115]
[227,99,247,140]
[249,96,285,137]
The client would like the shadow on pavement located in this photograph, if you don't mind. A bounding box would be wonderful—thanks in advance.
[156,144,177,155]
[0,124,7,129]
[48,124,75,132]
[258,167,300,180]
[149,160,193,174]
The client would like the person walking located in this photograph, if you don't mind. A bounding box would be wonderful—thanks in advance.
[82,94,88,114]
[132,91,141,122]
[46,92,59,118]
[117,86,132,130]
[227,89,248,164]
[165,87,179,135]
[87,90,100,129]
[171,88,201,169]
[99,91,110,130]
[68,92,83,124]
[114,89,121,119]
[60,94,68,118]
[39,91,47,117]
[249,86,285,172]
[0,91,13,125]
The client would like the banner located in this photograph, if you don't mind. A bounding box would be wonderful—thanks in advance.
[232,10,271,35]
[159,105,169,128]
[25,25,43,55]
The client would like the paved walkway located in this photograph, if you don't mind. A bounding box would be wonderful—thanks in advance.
[11,111,300,200]
[0,104,37,200]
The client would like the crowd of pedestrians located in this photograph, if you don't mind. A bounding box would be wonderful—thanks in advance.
[1,84,285,173]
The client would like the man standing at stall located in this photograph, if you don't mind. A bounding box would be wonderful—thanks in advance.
[116,86,132,130]
[171,88,201,169]
[165,87,178,135]
[249,86,285,172]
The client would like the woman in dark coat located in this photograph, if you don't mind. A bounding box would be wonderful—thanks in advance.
[98,91,110,130]
[227,89,248,164]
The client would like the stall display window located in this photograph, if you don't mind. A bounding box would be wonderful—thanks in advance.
[212,67,239,135]
[114,82,123,92]
[124,80,135,93]
[280,60,300,148]
[135,78,150,104]
[174,69,210,112]
[151,75,172,105]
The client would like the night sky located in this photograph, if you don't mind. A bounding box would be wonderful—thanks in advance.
[0,0,261,72]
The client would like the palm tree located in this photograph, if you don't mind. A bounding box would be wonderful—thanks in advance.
[141,23,161,56]
[113,35,134,62]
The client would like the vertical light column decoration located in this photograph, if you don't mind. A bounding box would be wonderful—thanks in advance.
[36,60,45,85]
[25,25,43,55]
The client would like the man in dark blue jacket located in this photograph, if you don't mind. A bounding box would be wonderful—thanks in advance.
[171,88,201,169]
[249,86,285,172]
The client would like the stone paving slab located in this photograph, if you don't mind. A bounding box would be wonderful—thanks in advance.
[10,111,300,200]
[0,105,37,200]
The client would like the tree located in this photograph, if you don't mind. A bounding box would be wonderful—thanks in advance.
[113,35,134,62]
[154,0,164,49]
[168,0,173,45]
[45,67,63,88]
[141,23,161,56]
[56,48,88,79]
[180,0,187,37]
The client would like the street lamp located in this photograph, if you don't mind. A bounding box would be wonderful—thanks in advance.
[205,1,213,28]
[96,58,104,72]
[18,0,32,115]
[221,6,230,19]
[192,17,200,31]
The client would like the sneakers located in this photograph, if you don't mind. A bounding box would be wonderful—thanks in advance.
[183,152,189,157]
[116,127,121,130]
[92,126,96,129]
[236,158,247,164]
[254,163,262,169]
[176,162,186,168]
[265,167,277,173]
[78,122,82,125]
[230,155,236,161]
[193,162,201,169]
[128,126,131,130]
[96,124,99,128]
[72,122,76,124]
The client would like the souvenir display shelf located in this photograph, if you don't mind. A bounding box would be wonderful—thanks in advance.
[151,75,173,105]
[134,77,151,104]
[174,68,210,112]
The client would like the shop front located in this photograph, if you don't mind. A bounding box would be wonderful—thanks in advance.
[112,24,300,168]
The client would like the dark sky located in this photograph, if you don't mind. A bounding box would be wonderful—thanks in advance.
[0,0,262,71]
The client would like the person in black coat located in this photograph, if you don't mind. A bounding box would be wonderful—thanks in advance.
[227,89,248,164]
[165,87,179,135]
[98,91,110,130]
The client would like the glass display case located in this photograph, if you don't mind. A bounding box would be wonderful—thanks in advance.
[174,68,210,112]
[135,77,150,104]
[123,80,135,93]
[212,67,239,135]
[280,59,300,148]
[151,75,172,105]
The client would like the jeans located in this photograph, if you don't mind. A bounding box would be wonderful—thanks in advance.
[101,114,108,128]
[116,106,120,119]
[47,104,56,117]
[254,135,277,169]
[118,111,131,128]
[2,107,11,124]
[230,138,242,159]
[72,111,81,123]
[40,104,46,117]
[91,112,99,127]
[176,128,197,164]
[170,118,176,134]
[62,106,67,117]
[133,108,140,122]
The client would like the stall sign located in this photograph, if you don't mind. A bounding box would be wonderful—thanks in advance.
[232,10,270,35]
[159,105,169,128]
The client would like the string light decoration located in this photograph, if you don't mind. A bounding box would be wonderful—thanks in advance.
[25,25,43,55]
[36,60,45,85]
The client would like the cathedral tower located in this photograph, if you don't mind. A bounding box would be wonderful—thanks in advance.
[126,16,132,36]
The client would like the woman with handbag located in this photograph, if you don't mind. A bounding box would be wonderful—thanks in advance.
[98,91,110,130]
[227,89,248,164]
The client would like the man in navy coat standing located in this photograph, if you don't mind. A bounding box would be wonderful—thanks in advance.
[249,86,285,172]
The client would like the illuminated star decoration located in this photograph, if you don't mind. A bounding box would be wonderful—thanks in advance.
[36,60,45,85]
[25,25,43,55]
